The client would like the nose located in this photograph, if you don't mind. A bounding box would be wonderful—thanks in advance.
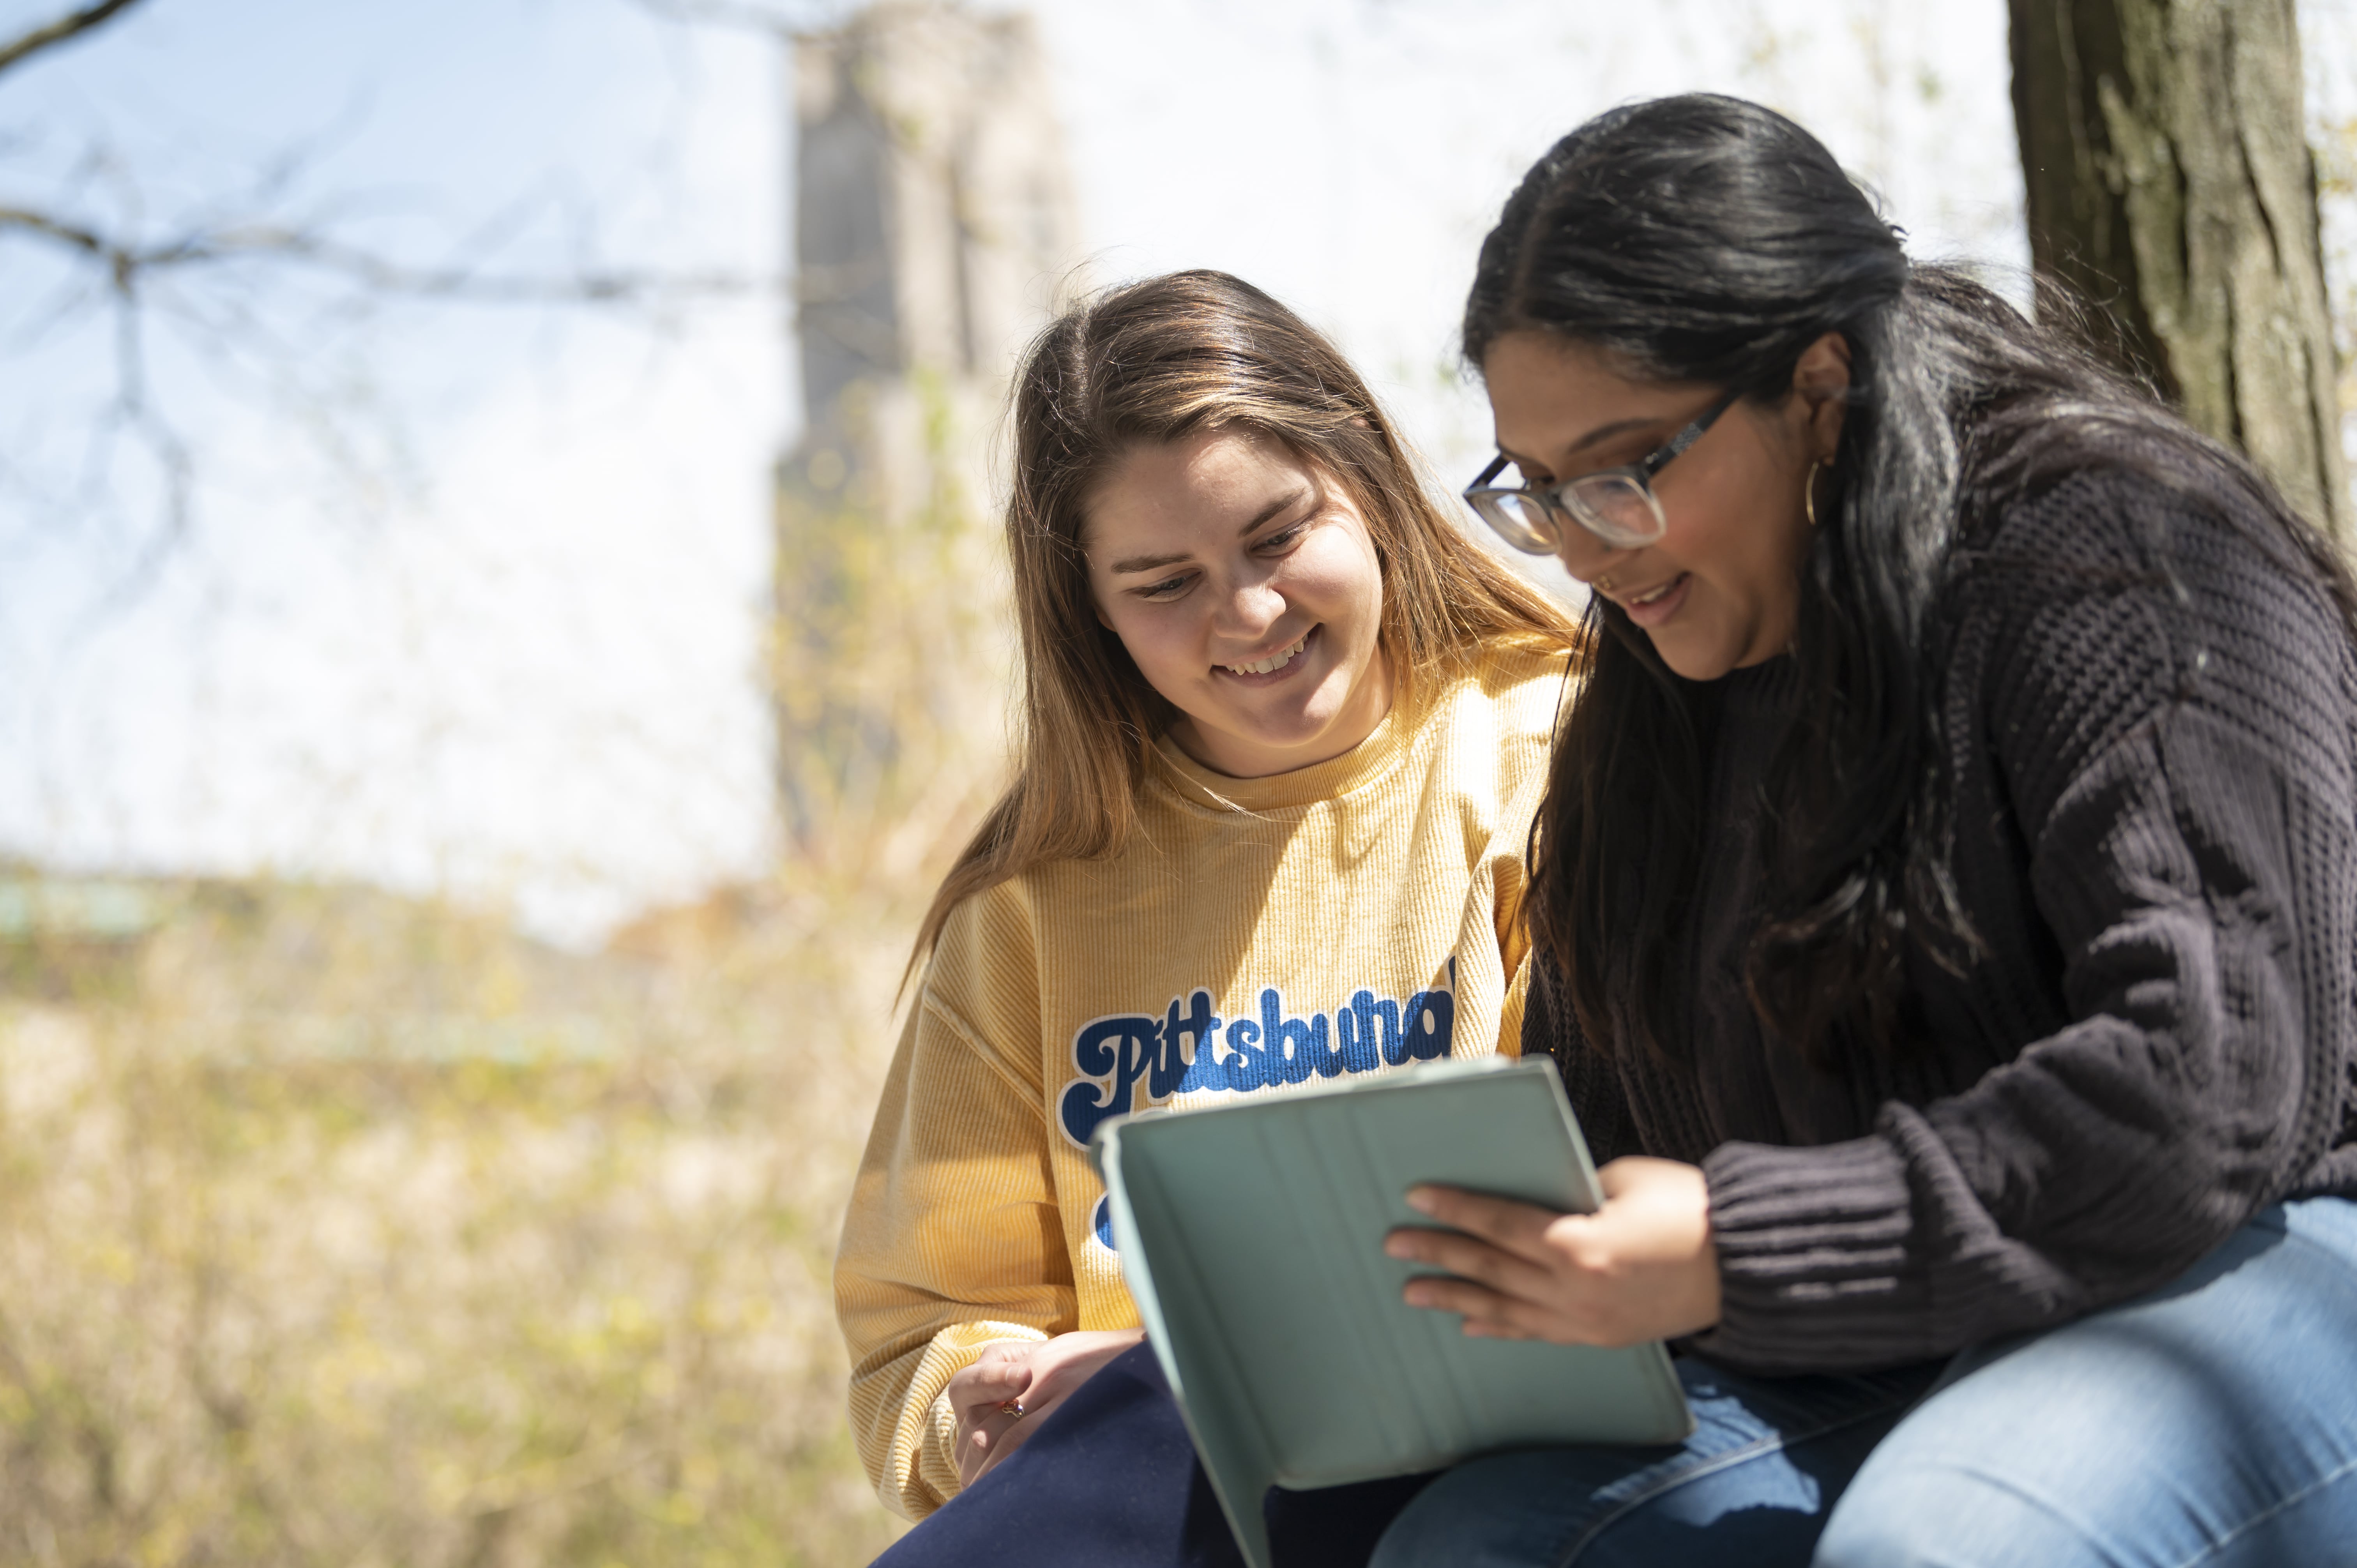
[1555,533,1637,593]
[1211,576,1287,641]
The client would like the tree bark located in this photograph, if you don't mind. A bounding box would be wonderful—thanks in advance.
[2009,0,2352,537]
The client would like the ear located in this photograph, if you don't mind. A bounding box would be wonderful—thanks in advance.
[1790,332,1852,463]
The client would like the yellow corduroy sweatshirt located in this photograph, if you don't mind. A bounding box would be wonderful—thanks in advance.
[834,637,1572,1520]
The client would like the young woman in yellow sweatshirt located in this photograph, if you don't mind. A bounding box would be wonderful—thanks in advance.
[833,269,1578,1565]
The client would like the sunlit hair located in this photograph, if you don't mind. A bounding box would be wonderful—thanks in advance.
[909,268,1578,971]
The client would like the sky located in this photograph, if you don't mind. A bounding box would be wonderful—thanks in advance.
[0,0,2348,942]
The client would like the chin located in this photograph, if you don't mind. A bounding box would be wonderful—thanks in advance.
[1647,634,1743,684]
[1225,697,1349,756]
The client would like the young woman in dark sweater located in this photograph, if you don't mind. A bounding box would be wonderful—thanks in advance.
[1374,95,2357,1566]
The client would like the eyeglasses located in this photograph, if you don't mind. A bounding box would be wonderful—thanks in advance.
[1462,390,1741,554]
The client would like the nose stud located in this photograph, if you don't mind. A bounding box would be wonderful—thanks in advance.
[1595,573,1616,594]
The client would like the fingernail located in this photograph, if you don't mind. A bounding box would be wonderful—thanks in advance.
[1403,1285,1430,1307]
[1383,1235,1411,1258]
[1405,1188,1435,1215]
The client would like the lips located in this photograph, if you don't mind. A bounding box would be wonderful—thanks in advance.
[1615,573,1691,629]
[1217,629,1312,677]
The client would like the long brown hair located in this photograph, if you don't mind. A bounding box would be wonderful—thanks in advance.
[910,269,1575,970]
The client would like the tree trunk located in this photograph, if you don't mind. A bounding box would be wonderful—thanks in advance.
[2008,0,2352,537]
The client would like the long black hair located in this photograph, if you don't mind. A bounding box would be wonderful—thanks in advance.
[1473,94,2357,1068]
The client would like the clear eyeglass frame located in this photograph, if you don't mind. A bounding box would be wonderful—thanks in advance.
[1461,389,1742,555]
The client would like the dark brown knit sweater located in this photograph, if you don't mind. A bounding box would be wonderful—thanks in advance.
[1525,466,2357,1372]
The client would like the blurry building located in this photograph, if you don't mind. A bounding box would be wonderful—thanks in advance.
[775,3,1082,857]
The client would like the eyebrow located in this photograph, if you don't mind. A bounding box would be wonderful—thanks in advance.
[1108,484,1313,574]
[1497,416,1661,473]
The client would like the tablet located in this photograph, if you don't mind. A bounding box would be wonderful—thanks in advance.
[1094,1054,1693,1568]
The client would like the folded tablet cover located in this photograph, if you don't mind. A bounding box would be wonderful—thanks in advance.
[1094,1056,1693,1568]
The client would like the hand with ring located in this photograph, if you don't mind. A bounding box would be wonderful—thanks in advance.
[945,1328,1145,1487]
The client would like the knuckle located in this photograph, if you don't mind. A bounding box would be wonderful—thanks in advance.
[1560,1235,1615,1275]
[1423,1279,1482,1314]
[1407,1273,1457,1303]
[1415,1232,1473,1271]
[1427,1241,1479,1278]
[1458,1254,1506,1288]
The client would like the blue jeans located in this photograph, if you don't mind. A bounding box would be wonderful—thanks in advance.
[1372,1197,2357,1567]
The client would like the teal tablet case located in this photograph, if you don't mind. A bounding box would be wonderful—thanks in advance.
[1093,1056,1694,1568]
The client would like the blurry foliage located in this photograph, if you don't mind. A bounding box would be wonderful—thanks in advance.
[770,367,1014,874]
[0,867,913,1564]
[4,4,1014,1553]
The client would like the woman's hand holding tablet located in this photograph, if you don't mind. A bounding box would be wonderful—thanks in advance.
[1387,1156,1721,1347]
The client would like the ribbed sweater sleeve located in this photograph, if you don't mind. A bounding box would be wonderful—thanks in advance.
[1696,470,2357,1370]
[835,889,1075,1519]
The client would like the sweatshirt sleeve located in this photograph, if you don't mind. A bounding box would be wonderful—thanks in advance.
[1697,474,2357,1369]
[834,893,1076,1519]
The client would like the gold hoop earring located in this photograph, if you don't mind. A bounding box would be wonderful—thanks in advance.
[1804,460,1822,528]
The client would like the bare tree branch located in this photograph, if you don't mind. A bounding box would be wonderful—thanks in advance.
[0,0,150,85]
[0,205,774,305]
[0,204,117,276]
[0,0,788,623]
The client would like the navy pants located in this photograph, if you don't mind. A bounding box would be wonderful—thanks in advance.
[873,1342,1433,1568]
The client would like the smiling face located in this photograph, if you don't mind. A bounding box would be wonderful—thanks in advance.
[1084,428,1393,779]
[1481,330,1847,682]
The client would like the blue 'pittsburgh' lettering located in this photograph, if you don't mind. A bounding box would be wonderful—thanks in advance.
[1057,965,1459,1148]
